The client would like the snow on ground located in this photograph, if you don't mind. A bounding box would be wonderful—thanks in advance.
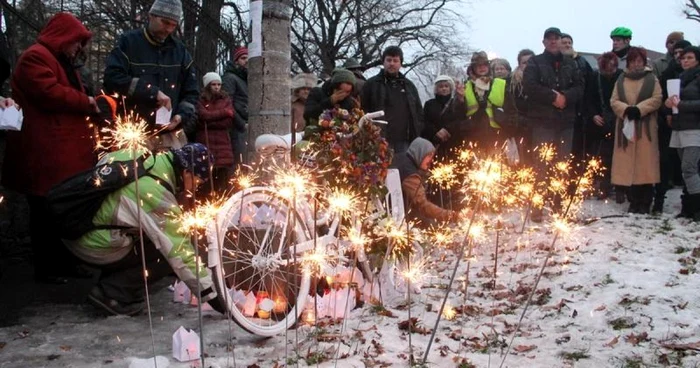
[2,188,700,368]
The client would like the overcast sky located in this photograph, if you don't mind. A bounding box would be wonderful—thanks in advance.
[460,0,699,66]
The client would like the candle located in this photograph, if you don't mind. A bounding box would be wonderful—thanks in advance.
[273,297,287,314]
[257,309,270,319]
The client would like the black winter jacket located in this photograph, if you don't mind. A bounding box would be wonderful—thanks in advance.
[585,69,623,138]
[103,28,199,128]
[672,66,700,131]
[522,51,584,126]
[222,62,248,132]
[303,80,359,125]
[361,69,424,143]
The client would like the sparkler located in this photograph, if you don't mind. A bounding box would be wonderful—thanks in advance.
[498,157,602,368]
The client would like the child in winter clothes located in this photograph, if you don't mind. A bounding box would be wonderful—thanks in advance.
[196,72,235,195]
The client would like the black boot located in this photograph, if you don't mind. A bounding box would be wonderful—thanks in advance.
[627,186,640,213]
[689,194,700,222]
[677,194,692,219]
[615,186,627,204]
[637,185,654,215]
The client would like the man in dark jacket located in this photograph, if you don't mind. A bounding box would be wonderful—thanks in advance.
[303,68,359,126]
[362,46,424,154]
[222,46,249,166]
[561,33,593,167]
[103,0,198,150]
[523,27,584,221]
[610,27,633,70]
[523,27,584,157]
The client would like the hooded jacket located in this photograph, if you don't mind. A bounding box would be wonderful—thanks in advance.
[392,138,456,223]
[103,27,199,129]
[64,149,216,302]
[2,12,97,196]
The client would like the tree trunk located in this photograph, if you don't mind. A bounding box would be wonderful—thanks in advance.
[194,0,223,74]
[247,0,292,159]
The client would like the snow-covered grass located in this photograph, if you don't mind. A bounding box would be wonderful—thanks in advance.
[2,188,700,368]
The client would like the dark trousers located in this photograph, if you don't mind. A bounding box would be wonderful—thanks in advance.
[26,195,81,278]
[96,239,173,304]
[655,123,674,202]
[586,136,615,195]
[230,128,247,167]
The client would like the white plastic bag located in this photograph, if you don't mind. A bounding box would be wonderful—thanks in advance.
[0,106,23,131]
[622,118,635,141]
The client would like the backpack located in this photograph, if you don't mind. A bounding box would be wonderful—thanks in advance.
[47,153,174,240]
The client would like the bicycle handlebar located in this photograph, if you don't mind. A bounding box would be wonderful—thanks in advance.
[358,110,386,128]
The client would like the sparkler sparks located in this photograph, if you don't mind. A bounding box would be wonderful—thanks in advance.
[101,114,150,151]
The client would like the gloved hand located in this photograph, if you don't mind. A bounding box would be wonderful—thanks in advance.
[624,106,641,121]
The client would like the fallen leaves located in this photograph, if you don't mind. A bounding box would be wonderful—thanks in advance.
[624,332,649,346]
[603,335,619,348]
[513,344,537,353]
[661,341,700,351]
[594,304,607,312]
[16,330,30,339]
[59,345,72,352]
[0,342,5,350]
[398,318,431,335]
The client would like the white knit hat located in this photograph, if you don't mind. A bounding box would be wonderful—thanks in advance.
[202,72,221,88]
[433,75,455,93]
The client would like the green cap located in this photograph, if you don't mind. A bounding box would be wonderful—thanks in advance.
[610,27,632,39]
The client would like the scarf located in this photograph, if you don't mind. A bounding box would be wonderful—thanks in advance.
[680,66,700,88]
[473,77,491,98]
[616,70,656,149]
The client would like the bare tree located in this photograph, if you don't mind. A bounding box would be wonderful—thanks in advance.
[684,0,700,22]
[412,56,468,101]
[290,0,469,76]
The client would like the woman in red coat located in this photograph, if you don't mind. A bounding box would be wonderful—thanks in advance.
[196,72,235,195]
[1,12,99,283]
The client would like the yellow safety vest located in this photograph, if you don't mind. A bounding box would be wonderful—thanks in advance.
[464,78,506,129]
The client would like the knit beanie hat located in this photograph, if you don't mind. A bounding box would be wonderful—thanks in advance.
[202,72,221,88]
[233,47,248,61]
[149,0,182,22]
[433,75,455,93]
[171,143,212,183]
[667,31,684,44]
[330,68,356,86]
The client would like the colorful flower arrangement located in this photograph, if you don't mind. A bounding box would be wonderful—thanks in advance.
[305,107,393,196]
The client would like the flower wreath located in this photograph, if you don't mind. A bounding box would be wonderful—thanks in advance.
[304,107,393,196]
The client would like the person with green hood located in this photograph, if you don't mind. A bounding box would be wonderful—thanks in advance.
[63,143,221,316]
[303,68,359,125]
[392,138,460,224]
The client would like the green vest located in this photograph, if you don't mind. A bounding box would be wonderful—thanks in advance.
[464,78,507,129]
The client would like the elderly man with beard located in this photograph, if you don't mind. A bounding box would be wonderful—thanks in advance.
[459,51,516,152]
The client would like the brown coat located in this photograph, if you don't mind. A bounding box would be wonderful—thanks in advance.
[610,69,663,186]
[291,97,306,132]
[402,174,455,222]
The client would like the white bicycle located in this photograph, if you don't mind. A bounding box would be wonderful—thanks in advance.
[205,112,420,336]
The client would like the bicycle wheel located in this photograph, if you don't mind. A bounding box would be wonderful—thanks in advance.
[206,187,314,336]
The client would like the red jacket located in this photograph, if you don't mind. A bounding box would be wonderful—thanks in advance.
[2,13,96,196]
[196,94,235,167]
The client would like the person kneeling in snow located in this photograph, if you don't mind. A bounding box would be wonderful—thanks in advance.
[392,137,461,225]
[64,143,221,316]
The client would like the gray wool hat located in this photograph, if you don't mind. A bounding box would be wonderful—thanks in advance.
[149,0,183,22]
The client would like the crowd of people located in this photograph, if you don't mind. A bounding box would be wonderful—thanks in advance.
[1,0,699,316]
